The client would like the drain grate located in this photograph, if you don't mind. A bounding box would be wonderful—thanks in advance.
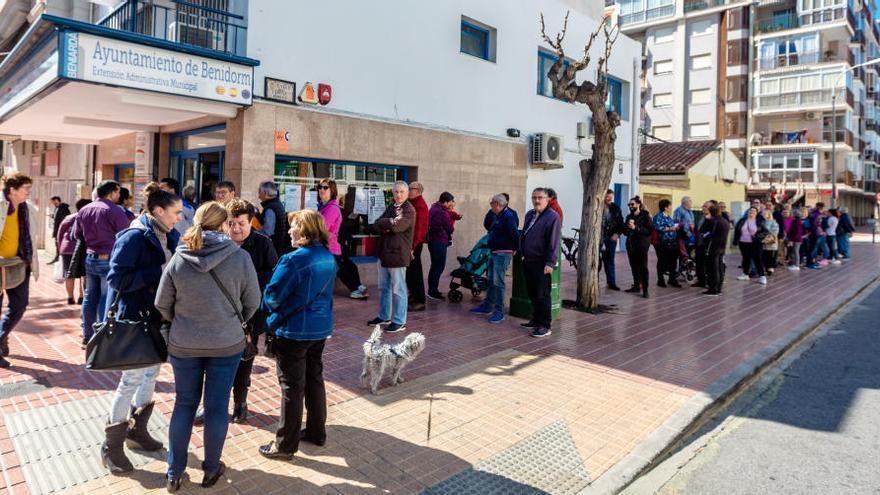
[423,420,591,495]
[0,378,51,400]
[5,393,170,494]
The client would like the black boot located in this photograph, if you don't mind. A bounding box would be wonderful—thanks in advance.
[232,402,248,424]
[126,402,163,451]
[0,338,8,357]
[102,421,134,473]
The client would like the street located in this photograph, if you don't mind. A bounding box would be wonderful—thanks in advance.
[626,282,880,495]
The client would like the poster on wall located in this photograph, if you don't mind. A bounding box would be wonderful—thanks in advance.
[304,189,318,210]
[283,185,301,212]
[353,187,369,215]
[44,149,60,177]
[134,133,150,175]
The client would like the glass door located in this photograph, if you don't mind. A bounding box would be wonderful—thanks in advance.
[175,151,224,206]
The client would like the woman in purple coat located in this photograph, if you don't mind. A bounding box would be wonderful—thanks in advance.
[426,192,456,300]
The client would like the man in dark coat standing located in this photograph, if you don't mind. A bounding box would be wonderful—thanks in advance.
[519,188,561,338]
[600,189,624,290]
[48,196,70,264]
[405,182,429,311]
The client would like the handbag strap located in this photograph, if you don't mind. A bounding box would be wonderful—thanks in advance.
[208,269,247,329]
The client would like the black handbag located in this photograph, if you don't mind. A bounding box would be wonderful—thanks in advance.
[85,290,167,371]
[67,238,87,279]
[208,270,257,361]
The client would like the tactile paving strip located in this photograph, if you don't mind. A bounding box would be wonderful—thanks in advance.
[5,392,170,494]
[423,420,591,495]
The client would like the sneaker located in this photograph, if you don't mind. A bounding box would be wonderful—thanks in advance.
[736,274,749,281]
[350,287,368,299]
[488,310,504,324]
[0,357,9,369]
[819,260,829,267]
[831,259,842,265]
[520,320,540,328]
[384,323,406,333]
[607,285,621,291]
[758,276,767,285]
[530,327,552,338]
[426,292,445,301]
[807,264,821,270]
[702,290,721,296]
[367,317,390,326]
[470,303,492,315]
[787,265,799,271]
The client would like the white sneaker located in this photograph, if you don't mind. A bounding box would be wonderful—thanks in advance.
[831,259,842,265]
[787,265,799,271]
[758,276,767,285]
[736,274,749,281]
[350,286,369,299]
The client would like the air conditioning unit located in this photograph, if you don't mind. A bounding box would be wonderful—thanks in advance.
[531,133,564,168]
[804,111,821,120]
[168,20,226,51]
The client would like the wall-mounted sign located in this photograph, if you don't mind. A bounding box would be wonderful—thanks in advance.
[59,31,254,105]
[265,77,296,104]
[44,149,60,177]
[275,130,289,153]
[30,154,42,177]
[318,83,332,105]
[299,82,318,105]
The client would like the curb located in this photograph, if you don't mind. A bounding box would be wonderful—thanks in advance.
[581,273,880,495]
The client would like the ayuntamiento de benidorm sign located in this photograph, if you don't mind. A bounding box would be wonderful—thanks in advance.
[59,31,253,105]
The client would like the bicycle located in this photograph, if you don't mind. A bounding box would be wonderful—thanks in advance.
[561,228,581,270]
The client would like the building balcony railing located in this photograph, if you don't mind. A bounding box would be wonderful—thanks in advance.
[756,88,853,112]
[754,170,817,183]
[821,129,854,147]
[865,148,878,162]
[758,49,853,70]
[619,4,675,26]
[756,6,853,34]
[683,0,744,13]
[98,0,247,57]
[867,119,879,132]
[753,128,854,146]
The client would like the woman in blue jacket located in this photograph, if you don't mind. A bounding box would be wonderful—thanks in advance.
[259,209,338,460]
[101,184,182,474]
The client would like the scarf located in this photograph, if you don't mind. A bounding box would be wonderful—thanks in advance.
[146,215,172,267]
[6,195,32,264]
[204,230,231,244]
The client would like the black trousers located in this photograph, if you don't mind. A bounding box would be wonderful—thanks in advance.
[706,251,724,293]
[694,247,707,285]
[762,249,778,271]
[655,244,678,283]
[0,270,30,343]
[739,242,765,277]
[626,240,650,291]
[406,243,426,304]
[232,319,264,404]
[275,338,327,453]
[335,255,362,292]
[523,260,552,329]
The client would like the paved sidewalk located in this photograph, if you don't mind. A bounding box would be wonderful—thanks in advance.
[0,244,877,494]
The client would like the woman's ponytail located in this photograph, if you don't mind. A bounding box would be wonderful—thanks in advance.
[182,201,228,251]
[183,224,204,250]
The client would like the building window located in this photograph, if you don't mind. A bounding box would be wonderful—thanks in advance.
[606,76,624,115]
[691,88,711,104]
[689,122,711,139]
[652,125,673,141]
[692,54,712,70]
[691,19,715,37]
[461,17,496,62]
[654,59,673,74]
[537,49,572,99]
[654,26,675,44]
[654,92,673,108]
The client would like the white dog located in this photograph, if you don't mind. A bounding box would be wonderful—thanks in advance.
[360,325,426,394]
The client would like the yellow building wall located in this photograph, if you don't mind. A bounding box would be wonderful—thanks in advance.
[639,172,746,213]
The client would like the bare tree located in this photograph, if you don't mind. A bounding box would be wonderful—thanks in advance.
[540,11,621,311]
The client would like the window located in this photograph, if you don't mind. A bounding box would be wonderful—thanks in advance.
[607,76,624,115]
[654,26,675,44]
[691,88,711,104]
[537,49,571,99]
[691,19,715,37]
[689,122,711,139]
[692,54,712,70]
[654,59,673,74]
[652,125,673,141]
[461,17,496,62]
[654,92,673,108]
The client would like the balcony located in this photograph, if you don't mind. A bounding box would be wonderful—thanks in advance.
[619,4,675,26]
[865,148,878,162]
[756,7,854,34]
[867,119,879,132]
[821,129,854,147]
[683,0,745,13]
[758,48,853,70]
[756,88,853,112]
[98,0,247,57]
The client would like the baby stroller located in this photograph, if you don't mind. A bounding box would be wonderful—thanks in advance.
[447,234,491,303]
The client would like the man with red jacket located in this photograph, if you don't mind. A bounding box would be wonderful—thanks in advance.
[406,182,429,311]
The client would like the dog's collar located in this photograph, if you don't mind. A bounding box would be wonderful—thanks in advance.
[390,347,403,358]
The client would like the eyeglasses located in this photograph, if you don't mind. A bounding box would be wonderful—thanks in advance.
[318,185,331,190]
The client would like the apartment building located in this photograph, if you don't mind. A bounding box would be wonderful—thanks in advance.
[0,0,641,256]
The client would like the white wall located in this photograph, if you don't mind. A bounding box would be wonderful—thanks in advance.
[247,0,641,232]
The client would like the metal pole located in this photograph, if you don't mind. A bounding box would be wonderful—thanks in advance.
[832,93,837,208]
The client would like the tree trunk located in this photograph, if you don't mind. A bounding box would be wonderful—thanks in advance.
[575,124,618,310]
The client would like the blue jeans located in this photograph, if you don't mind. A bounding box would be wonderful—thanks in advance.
[826,235,837,258]
[427,242,448,296]
[109,364,161,423]
[487,252,512,312]
[817,235,830,259]
[377,266,407,325]
[167,352,242,478]
[601,238,617,287]
[837,233,851,258]
[82,256,110,341]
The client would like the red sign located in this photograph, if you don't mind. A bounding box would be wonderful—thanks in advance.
[318,83,332,105]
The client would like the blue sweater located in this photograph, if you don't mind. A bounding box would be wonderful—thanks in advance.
[486,207,520,252]
[519,208,561,267]
[262,242,338,341]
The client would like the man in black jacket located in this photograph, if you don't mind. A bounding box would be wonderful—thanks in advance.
[600,189,624,290]
[703,201,731,296]
[258,181,291,256]
[48,196,70,264]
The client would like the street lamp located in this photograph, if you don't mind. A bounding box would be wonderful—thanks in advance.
[831,57,880,208]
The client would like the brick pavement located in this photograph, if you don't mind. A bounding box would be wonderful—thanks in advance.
[0,243,876,494]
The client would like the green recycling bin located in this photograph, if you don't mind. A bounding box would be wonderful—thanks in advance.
[509,250,562,321]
